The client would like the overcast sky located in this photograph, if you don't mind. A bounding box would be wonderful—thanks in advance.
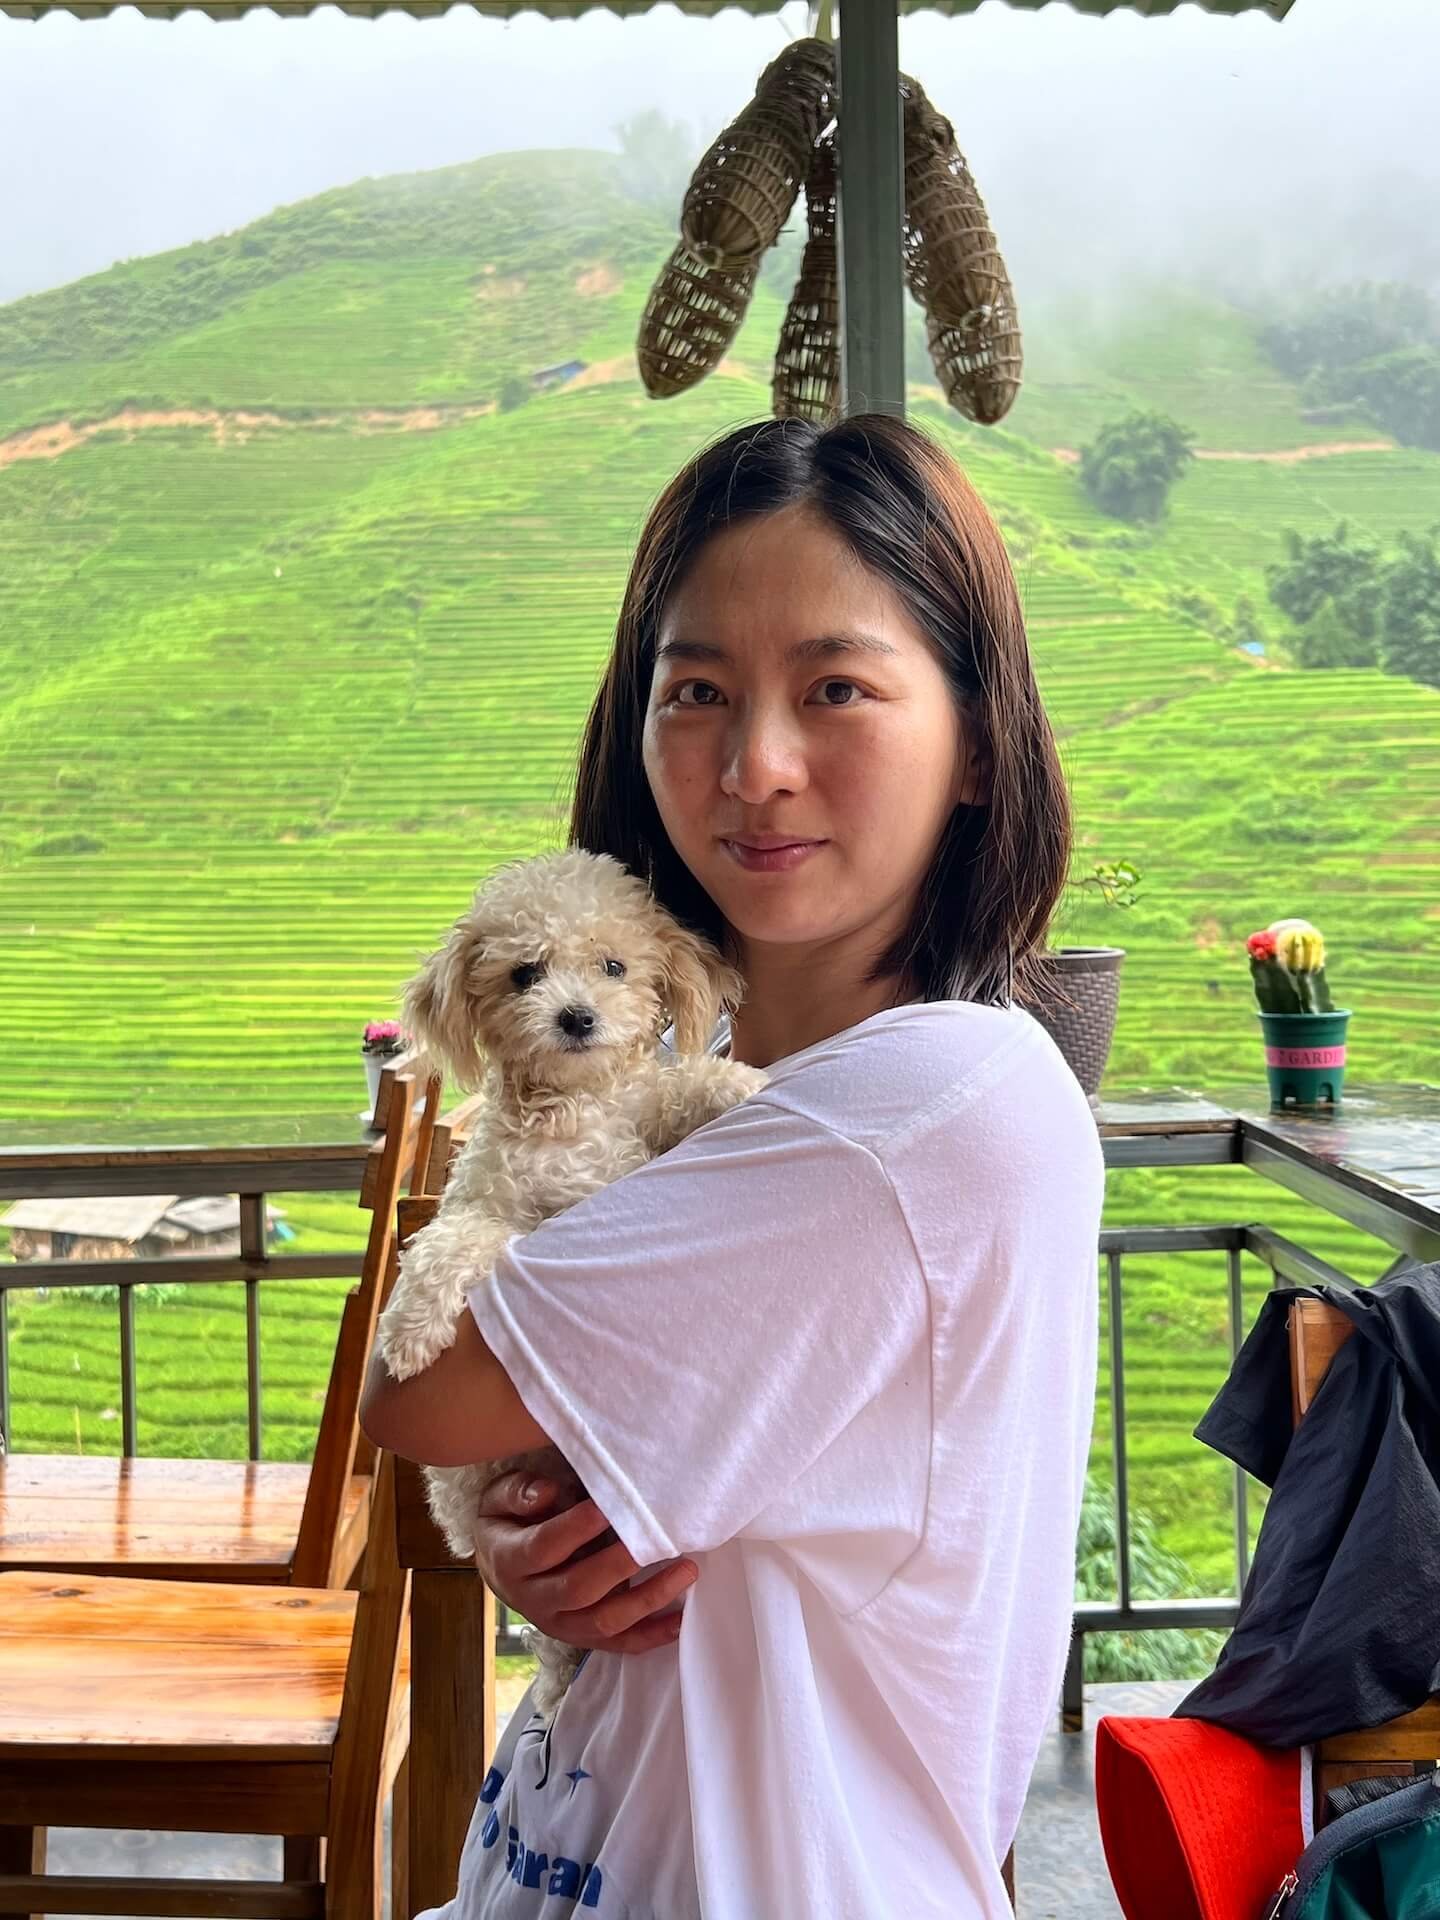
[1,0,1436,310]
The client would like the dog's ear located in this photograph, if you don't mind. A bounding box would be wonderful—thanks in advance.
[401,923,488,1092]
[658,920,745,1056]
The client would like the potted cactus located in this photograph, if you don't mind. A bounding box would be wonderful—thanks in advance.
[1246,918,1351,1109]
[1032,859,1140,1104]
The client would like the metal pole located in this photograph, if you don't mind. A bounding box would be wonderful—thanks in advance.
[835,0,907,417]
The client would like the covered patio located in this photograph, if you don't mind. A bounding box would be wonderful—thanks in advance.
[7,0,1438,1914]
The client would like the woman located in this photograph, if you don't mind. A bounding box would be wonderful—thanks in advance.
[362,411,1104,1918]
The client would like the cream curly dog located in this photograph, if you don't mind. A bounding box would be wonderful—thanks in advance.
[377,848,765,1713]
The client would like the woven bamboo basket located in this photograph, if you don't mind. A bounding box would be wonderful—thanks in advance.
[680,38,835,272]
[637,241,760,398]
[900,72,1022,425]
[772,133,840,424]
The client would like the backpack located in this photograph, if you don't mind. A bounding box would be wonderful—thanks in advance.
[1263,1773,1440,1918]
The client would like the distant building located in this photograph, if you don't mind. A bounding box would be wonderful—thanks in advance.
[2,1194,288,1264]
[1240,640,1267,657]
[530,359,588,391]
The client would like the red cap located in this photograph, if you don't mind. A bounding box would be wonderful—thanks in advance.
[1096,1716,1304,1920]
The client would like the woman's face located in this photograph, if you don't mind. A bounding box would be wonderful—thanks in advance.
[642,503,990,964]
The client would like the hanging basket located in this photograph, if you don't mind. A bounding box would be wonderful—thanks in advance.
[637,241,761,398]
[679,38,835,272]
[773,132,840,424]
[900,72,1022,425]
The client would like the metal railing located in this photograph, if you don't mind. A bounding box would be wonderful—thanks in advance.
[4,1097,1438,1680]
[0,1195,359,1462]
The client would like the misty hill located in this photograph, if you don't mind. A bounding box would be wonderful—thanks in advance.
[2,151,1438,1586]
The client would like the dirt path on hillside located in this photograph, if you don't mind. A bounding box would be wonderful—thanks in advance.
[0,355,756,469]
[0,400,498,470]
[1050,440,1394,466]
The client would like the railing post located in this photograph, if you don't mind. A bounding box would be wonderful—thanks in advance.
[119,1283,138,1457]
[1106,1248,1131,1615]
[1062,1630,1085,1734]
[1226,1243,1251,1593]
[240,1191,267,1461]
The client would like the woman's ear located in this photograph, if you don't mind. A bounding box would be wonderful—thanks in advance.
[401,922,489,1091]
[658,920,745,1056]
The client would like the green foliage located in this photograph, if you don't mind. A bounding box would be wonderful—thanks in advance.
[1266,521,1440,687]
[1261,281,1439,383]
[497,374,531,414]
[1266,521,1380,631]
[1315,345,1440,454]
[1078,411,1196,523]
[1260,284,1440,453]
[1076,1478,1225,1683]
[1378,528,1440,689]
[612,109,699,215]
[1071,859,1142,910]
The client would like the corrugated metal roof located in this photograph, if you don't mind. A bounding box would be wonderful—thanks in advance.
[3,1194,179,1240]
[0,0,1294,19]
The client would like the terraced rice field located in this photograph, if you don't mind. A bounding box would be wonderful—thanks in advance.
[3,154,1437,1617]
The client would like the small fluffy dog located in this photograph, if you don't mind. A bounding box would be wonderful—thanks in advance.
[377,848,765,1713]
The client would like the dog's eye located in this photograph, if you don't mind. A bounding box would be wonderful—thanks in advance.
[510,961,545,992]
[602,957,626,979]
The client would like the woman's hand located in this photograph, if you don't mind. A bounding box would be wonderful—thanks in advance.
[473,1471,698,1655]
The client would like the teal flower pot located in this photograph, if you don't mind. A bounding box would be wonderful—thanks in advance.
[1257,1009,1351,1110]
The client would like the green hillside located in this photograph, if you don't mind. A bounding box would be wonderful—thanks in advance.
[3,150,1438,1612]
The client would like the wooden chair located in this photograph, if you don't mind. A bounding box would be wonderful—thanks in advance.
[0,1063,444,1592]
[1289,1297,1440,1826]
[0,1436,411,1920]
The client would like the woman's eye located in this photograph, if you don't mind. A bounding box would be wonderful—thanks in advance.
[672,680,723,707]
[510,961,545,992]
[812,678,862,706]
[602,957,626,979]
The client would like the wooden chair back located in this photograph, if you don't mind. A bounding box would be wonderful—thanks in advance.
[1288,1297,1440,1825]
[294,1068,444,1586]
[358,1066,498,1919]
[327,1445,412,1911]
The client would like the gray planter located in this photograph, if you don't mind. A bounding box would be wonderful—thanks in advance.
[1030,947,1126,1103]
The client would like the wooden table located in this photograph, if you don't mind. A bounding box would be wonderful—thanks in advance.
[1093,1081,1440,1261]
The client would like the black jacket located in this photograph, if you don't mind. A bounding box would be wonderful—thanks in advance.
[1175,1260,1440,1749]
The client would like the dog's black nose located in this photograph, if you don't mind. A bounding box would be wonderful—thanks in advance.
[557,1005,596,1039]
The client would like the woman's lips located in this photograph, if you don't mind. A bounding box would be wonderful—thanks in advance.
[719,836,826,873]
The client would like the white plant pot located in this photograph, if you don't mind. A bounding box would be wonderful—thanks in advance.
[361,1050,404,1123]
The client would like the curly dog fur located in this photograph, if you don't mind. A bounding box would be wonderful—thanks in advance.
[377,849,765,1714]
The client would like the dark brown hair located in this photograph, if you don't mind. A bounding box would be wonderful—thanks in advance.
[570,412,1071,1009]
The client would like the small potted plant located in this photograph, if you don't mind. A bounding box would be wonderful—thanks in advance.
[1246,918,1350,1109]
[360,1018,411,1123]
[1032,859,1140,1103]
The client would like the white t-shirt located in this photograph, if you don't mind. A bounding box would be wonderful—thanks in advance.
[429,1000,1103,1920]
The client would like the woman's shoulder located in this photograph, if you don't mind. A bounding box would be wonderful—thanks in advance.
[758,1000,1090,1159]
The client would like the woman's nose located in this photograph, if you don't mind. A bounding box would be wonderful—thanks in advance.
[719,708,808,803]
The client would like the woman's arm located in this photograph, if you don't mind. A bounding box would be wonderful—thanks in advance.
[360,1310,552,1466]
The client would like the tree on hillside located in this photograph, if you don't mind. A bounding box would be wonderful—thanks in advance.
[1317,344,1440,453]
[497,374,531,413]
[613,109,700,214]
[1378,529,1440,690]
[1265,521,1440,689]
[1261,281,1439,382]
[1078,411,1196,523]
[1265,522,1381,636]
[1259,282,1440,453]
